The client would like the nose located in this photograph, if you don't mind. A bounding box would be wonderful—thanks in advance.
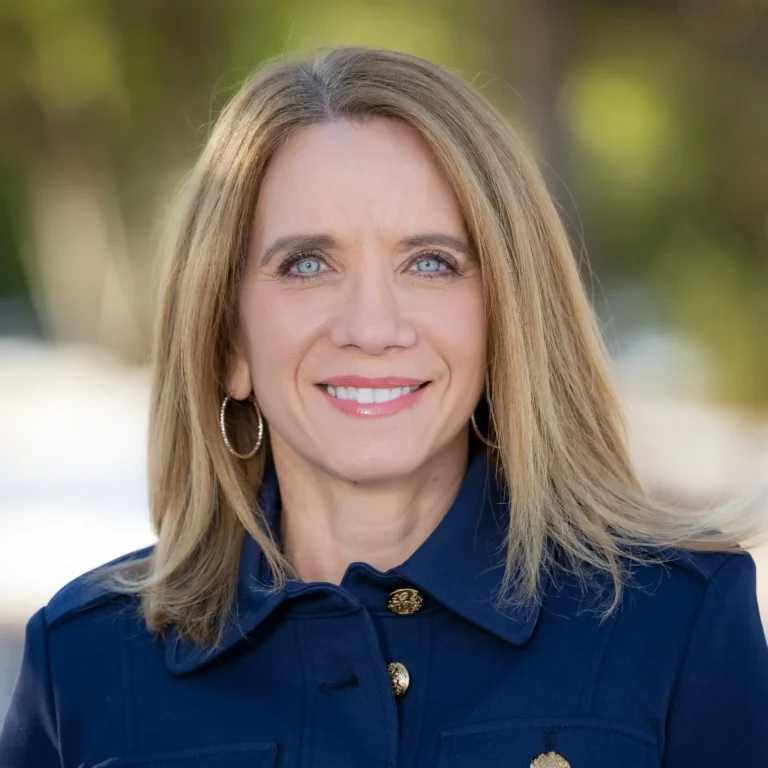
[328,266,417,354]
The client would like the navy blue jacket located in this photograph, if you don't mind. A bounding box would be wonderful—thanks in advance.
[2,450,767,767]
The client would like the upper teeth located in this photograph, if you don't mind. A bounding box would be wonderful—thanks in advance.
[324,385,420,403]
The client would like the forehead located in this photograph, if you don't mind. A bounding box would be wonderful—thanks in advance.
[251,118,466,243]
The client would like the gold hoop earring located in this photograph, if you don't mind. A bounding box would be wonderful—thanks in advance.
[471,411,497,449]
[220,392,264,459]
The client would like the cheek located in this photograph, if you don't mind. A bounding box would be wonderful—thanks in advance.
[239,282,325,390]
[416,284,486,386]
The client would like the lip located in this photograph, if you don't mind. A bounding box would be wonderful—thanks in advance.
[317,381,430,418]
[317,375,428,388]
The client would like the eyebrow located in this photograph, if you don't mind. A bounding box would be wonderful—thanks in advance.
[259,232,475,266]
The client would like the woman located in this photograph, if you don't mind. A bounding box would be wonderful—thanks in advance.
[1,46,766,768]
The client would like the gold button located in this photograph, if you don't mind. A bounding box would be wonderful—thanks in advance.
[387,587,423,615]
[530,753,570,768]
[387,661,410,696]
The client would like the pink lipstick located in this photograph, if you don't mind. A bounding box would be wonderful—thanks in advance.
[316,376,430,418]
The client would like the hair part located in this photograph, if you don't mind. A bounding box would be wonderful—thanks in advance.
[103,46,766,647]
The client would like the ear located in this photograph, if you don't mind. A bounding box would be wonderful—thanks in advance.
[224,347,253,400]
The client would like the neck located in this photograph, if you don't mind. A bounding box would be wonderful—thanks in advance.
[270,436,470,585]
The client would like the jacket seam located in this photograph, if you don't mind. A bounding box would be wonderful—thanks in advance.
[440,719,656,744]
[297,619,317,768]
[118,612,139,751]
[661,553,735,761]
[358,612,398,768]
[577,608,619,714]
[41,609,64,767]
[409,614,433,767]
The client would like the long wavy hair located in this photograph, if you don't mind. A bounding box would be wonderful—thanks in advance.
[107,46,765,647]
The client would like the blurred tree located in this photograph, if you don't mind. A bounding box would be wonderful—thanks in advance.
[0,0,144,356]
[483,1,768,407]
[559,1,768,406]
[0,0,766,407]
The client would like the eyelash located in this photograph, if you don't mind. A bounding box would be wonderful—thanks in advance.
[276,250,460,282]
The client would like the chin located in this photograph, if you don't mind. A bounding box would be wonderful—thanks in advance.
[322,445,425,484]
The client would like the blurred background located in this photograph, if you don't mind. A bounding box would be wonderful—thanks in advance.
[1,0,767,725]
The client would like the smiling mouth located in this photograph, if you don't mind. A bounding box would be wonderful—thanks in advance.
[319,382,430,404]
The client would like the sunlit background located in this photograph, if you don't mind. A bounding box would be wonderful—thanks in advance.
[1,0,767,725]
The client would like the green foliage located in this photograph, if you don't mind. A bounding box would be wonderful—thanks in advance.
[0,0,765,404]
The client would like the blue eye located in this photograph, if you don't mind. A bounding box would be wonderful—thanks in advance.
[277,252,330,281]
[278,250,457,281]
[292,258,322,274]
[415,257,446,273]
[407,252,458,280]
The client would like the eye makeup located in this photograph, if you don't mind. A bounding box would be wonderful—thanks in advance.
[275,249,461,282]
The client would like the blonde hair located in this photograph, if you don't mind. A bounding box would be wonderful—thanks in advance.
[109,46,765,647]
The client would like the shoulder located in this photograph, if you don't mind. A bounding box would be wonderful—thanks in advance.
[620,547,761,631]
[627,546,758,599]
[664,548,762,626]
[43,545,154,631]
[595,549,764,682]
[641,546,757,594]
[659,547,755,583]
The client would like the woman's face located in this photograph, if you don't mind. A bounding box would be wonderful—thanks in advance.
[229,118,486,482]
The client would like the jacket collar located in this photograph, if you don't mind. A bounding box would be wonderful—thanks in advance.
[166,448,546,675]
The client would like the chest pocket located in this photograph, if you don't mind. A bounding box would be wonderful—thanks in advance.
[437,718,659,768]
[90,742,278,768]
